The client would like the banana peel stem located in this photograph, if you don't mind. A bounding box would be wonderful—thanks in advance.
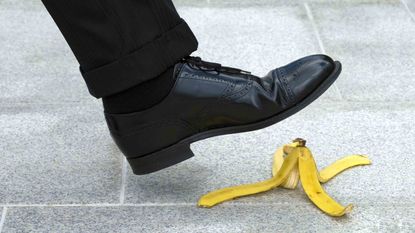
[198,141,371,217]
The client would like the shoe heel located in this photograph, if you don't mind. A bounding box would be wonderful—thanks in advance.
[127,143,194,175]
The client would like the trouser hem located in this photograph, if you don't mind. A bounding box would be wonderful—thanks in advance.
[81,19,198,98]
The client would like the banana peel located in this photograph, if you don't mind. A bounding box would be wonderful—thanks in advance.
[198,139,371,217]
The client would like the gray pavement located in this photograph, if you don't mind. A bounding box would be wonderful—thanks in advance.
[1,0,415,232]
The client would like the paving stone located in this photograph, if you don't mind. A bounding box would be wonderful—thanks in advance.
[0,104,122,204]
[2,204,414,233]
[310,2,415,101]
[0,5,92,104]
[403,0,415,15]
[0,0,43,11]
[0,207,5,232]
[125,101,415,205]
[177,0,397,8]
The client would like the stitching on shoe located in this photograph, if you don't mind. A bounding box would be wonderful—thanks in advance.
[219,82,236,101]
[180,71,234,85]
[224,79,254,101]
[277,68,295,102]
[222,82,245,99]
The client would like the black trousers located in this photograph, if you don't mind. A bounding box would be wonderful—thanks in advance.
[42,0,198,98]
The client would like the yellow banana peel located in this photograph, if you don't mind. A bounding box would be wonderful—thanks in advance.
[198,139,371,217]
[198,147,300,208]
[318,154,371,183]
[298,146,354,217]
[272,143,300,189]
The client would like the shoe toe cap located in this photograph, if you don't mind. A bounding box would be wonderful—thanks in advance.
[285,54,335,102]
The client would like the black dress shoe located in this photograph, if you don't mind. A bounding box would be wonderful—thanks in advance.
[105,55,341,174]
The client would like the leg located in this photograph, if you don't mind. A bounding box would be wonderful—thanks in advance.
[42,0,198,98]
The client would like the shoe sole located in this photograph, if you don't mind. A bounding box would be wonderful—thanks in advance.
[128,61,342,175]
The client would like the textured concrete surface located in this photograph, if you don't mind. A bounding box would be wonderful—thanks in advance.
[0,3,89,104]
[403,0,415,15]
[1,0,415,232]
[311,2,415,101]
[0,208,5,233]
[2,205,414,233]
[0,104,122,204]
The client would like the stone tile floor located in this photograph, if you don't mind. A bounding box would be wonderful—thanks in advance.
[1,0,415,232]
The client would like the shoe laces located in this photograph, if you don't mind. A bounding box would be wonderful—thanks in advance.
[183,56,251,75]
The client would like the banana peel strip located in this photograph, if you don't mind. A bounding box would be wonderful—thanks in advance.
[298,146,354,217]
[198,141,371,217]
[273,148,371,185]
[318,155,371,183]
[198,148,300,208]
[272,143,301,189]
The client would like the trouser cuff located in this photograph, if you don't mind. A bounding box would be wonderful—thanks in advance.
[81,19,198,98]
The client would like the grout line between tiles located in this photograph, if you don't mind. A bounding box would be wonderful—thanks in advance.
[119,157,128,204]
[304,3,326,54]
[303,2,343,101]
[401,0,415,22]
[0,207,7,233]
